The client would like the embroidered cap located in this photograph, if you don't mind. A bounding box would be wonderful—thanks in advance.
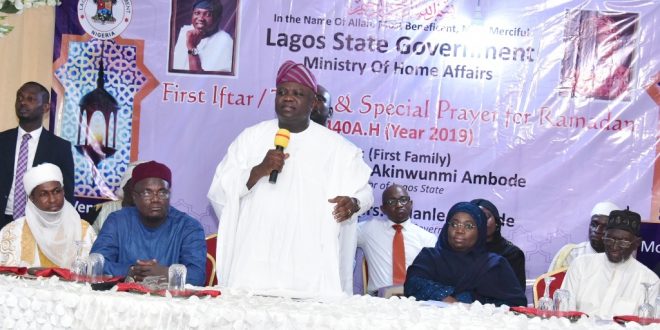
[276,60,317,93]
[607,207,641,236]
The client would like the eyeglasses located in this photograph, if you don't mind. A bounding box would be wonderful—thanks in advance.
[136,189,170,200]
[384,196,411,207]
[448,221,476,231]
[602,237,633,249]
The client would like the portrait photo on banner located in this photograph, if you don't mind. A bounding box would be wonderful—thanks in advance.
[558,10,639,101]
[168,0,238,75]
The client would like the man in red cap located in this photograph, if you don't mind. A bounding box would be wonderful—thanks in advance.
[91,161,207,286]
[208,61,373,296]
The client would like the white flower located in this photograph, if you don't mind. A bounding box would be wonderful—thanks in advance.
[0,0,59,36]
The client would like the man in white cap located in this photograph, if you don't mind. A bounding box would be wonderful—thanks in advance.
[0,163,95,267]
[548,201,619,272]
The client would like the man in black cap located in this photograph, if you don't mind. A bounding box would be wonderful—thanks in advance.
[561,207,658,318]
[172,0,233,72]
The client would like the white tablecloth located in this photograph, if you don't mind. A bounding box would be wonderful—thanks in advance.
[0,276,656,329]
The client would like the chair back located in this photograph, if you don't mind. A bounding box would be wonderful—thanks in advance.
[205,234,218,287]
[533,268,567,307]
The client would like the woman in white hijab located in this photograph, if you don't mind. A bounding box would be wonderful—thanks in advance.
[0,163,96,267]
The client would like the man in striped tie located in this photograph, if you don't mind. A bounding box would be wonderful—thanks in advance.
[0,82,74,229]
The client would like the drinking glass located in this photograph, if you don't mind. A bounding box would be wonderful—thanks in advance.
[70,240,87,282]
[538,276,555,312]
[87,253,105,283]
[636,282,656,318]
[553,289,571,312]
[168,264,187,294]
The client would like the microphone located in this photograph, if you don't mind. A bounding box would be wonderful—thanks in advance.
[269,128,290,183]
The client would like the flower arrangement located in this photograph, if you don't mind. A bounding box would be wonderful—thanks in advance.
[0,0,61,37]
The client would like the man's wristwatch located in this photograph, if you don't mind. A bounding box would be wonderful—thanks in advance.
[187,48,199,56]
[350,197,360,214]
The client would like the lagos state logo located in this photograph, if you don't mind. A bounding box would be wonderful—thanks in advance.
[78,0,132,39]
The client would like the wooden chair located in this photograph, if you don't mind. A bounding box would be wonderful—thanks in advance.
[205,234,218,287]
[377,285,404,298]
[532,267,567,307]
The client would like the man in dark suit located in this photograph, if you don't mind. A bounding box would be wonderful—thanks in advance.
[0,82,74,229]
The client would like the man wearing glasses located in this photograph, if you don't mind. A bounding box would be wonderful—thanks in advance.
[561,208,658,318]
[357,184,437,294]
[91,161,207,286]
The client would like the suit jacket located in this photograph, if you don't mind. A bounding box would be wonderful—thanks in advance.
[0,127,75,215]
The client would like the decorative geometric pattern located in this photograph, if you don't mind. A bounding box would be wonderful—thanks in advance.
[53,36,158,198]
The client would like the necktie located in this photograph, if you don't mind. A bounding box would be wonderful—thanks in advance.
[392,224,406,285]
[13,133,32,218]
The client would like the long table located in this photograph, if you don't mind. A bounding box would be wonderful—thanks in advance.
[0,276,653,329]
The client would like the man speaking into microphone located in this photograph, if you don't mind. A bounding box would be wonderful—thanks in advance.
[208,61,373,296]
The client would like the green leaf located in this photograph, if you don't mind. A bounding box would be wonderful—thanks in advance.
[0,2,19,14]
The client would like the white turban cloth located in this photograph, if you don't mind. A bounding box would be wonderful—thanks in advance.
[23,163,63,196]
[22,163,82,268]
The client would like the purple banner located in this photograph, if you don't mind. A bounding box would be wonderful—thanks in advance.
[53,0,660,279]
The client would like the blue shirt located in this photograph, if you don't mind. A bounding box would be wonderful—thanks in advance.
[90,206,207,286]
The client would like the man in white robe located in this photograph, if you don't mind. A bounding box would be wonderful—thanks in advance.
[562,208,658,318]
[208,61,372,297]
[0,163,95,267]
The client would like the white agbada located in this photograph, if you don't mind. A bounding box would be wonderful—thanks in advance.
[173,25,233,72]
[0,163,96,268]
[208,120,373,297]
[548,241,595,272]
[0,214,95,267]
[562,253,659,318]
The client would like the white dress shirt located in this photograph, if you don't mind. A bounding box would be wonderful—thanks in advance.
[5,127,42,215]
[357,217,437,292]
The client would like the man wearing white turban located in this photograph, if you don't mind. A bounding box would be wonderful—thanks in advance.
[0,163,95,267]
